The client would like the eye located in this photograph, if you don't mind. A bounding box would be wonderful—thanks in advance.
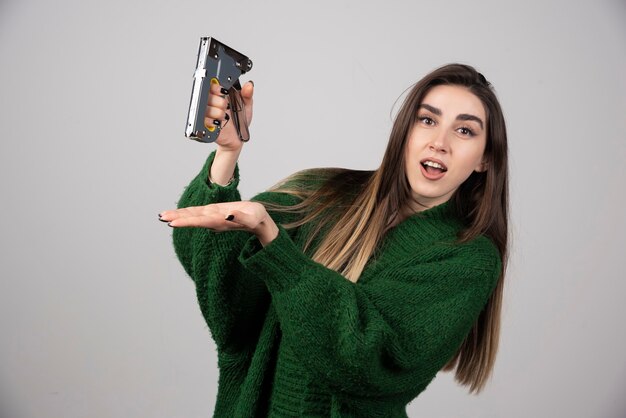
[457,126,475,137]
[418,115,435,126]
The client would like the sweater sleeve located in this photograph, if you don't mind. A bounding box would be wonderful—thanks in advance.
[172,152,302,353]
[237,226,501,397]
[172,150,241,277]
[171,151,257,354]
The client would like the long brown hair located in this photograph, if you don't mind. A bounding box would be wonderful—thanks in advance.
[263,63,509,394]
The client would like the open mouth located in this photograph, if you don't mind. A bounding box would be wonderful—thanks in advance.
[419,158,448,180]
[420,159,448,176]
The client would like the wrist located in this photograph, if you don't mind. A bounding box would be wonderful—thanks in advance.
[216,143,243,156]
[210,146,241,186]
[256,216,279,247]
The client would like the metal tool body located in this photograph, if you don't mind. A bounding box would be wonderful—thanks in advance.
[185,37,252,143]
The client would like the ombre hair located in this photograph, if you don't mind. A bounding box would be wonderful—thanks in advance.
[262,63,509,394]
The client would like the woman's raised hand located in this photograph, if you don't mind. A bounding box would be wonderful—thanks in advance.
[204,80,253,185]
[159,201,279,246]
[205,80,254,152]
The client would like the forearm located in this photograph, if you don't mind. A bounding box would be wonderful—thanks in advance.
[210,146,242,185]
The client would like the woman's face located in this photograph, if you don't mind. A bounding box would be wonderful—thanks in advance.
[404,84,487,211]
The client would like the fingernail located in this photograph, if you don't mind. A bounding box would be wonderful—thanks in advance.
[213,119,221,126]
[249,80,254,87]
[167,222,174,227]
[225,214,235,221]
[220,87,229,95]
[158,214,168,223]
[226,103,230,110]
[224,114,230,121]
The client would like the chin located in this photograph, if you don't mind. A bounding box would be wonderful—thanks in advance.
[409,186,456,206]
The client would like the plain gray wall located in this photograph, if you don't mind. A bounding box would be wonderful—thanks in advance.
[1,0,625,417]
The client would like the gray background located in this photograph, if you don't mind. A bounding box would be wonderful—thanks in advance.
[1,0,625,417]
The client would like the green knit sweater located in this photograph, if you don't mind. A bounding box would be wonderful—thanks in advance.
[172,151,501,418]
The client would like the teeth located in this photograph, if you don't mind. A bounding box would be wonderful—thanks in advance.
[423,160,445,170]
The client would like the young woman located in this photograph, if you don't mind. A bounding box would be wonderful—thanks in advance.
[159,63,508,417]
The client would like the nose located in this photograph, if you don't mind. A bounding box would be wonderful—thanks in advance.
[429,130,449,153]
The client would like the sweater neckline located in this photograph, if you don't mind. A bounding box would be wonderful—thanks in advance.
[411,200,451,219]
[400,200,457,224]
[386,200,462,240]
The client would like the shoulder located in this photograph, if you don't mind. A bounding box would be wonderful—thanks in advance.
[457,235,501,270]
[436,234,501,279]
[437,235,502,294]
[383,233,502,292]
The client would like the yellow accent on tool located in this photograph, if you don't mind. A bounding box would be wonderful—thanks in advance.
[207,78,220,131]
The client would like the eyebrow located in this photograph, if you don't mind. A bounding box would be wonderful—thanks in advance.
[418,104,484,130]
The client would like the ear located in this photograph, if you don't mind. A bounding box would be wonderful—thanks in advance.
[474,159,488,173]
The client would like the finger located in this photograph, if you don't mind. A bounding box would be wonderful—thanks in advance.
[207,93,228,111]
[169,214,251,233]
[204,116,226,131]
[167,213,225,229]
[209,79,229,97]
[205,94,230,122]
[240,81,254,107]
[159,205,214,222]
[158,209,188,222]
[204,105,228,120]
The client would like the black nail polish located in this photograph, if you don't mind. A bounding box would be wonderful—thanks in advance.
[224,114,230,121]
[220,87,229,95]
[225,214,235,221]
[249,80,254,87]
[167,222,173,227]
[213,119,221,126]
[226,103,230,110]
